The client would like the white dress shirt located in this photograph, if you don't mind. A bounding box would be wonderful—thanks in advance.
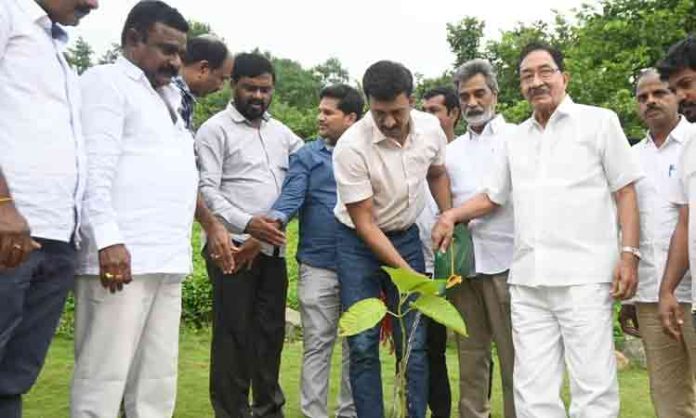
[333,110,447,232]
[195,103,303,256]
[632,117,693,302]
[669,120,696,303]
[485,96,643,286]
[448,115,516,275]
[77,57,198,275]
[0,0,85,243]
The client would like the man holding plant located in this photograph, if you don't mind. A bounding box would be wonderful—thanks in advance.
[332,60,452,418]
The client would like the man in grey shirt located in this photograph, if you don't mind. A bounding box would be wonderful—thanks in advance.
[196,53,303,418]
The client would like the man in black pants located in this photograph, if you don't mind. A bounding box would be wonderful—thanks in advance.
[196,53,303,418]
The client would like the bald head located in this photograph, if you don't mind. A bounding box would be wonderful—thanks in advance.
[635,68,679,141]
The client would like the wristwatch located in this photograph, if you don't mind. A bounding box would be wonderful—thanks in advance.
[621,246,642,260]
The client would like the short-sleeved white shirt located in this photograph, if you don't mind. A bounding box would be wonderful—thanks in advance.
[447,115,516,275]
[333,109,447,232]
[632,117,693,302]
[484,96,643,286]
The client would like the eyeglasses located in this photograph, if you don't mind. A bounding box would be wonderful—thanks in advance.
[520,67,560,84]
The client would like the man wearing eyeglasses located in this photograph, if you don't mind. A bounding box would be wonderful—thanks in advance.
[433,42,643,417]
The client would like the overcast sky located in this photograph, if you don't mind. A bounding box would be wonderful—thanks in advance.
[70,0,595,81]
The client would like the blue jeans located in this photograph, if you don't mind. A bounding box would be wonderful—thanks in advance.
[336,223,428,418]
[0,239,76,418]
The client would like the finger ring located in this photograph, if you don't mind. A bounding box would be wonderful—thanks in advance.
[211,253,220,259]
[12,243,21,250]
[104,272,114,279]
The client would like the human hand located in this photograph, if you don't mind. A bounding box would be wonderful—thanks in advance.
[98,244,132,293]
[618,304,640,338]
[432,211,455,253]
[611,253,638,300]
[0,203,40,270]
[233,238,261,273]
[245,216,285,246]
[659,291,684,341]
[204,219,237,274]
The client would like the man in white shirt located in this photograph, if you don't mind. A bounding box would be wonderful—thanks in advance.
[446,59,516,418]
[658,34,696,360]
[433,42,643,417]
[333,60,452,418]
[417,85,460,418]
[0,0,97,416]
[618,69,696,417]
[70,3,196,417]
[196,53,303,418]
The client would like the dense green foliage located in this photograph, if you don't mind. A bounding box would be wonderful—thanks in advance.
[435,0,696,138]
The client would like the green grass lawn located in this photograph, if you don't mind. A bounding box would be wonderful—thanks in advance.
[25,329,655,418]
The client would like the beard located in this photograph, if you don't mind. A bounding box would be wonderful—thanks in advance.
[236,98,270,121]
[463,107,495,128]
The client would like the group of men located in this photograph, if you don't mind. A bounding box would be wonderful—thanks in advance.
[2,1,696,418]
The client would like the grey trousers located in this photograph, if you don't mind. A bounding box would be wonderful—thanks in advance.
[298,264,355,418]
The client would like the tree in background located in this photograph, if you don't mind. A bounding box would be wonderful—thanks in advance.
[313,57,350,86]
[66,36,93,74]
[446,17,485,68]
[443,0,696,138]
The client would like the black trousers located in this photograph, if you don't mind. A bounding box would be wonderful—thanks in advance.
[206,249,288,418]
[0,239,75,418]
[427,319,451,418]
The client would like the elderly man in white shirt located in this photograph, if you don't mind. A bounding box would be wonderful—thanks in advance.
[70,3,196,418]
[0,0,97,416]
[445,59,517,418]
[618,69,696,418]
[433,42,643,418]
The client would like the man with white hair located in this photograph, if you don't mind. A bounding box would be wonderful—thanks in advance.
[447,59,516,418]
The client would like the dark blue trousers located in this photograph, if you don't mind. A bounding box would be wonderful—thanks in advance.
[336,223,428,418]
[0,239,75,418]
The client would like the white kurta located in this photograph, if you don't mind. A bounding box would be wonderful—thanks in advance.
[484,96,643,418]
[71,57,198,418]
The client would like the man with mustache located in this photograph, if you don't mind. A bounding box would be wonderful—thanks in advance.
[0,0,98,416]
[264,84,363,418]
[445,59,516,418]
[333,60,452,418]
[619,68,696,417]
[70,2,195,417]
[162,35,238,275]
[417,85,460,418]
[658,34,696,361]
[196,52,303,418]
[433,42,642,417]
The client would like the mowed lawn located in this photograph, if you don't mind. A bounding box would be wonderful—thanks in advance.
[26,330,655,417]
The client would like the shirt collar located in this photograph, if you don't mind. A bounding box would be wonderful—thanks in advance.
[468,113,506,138]
[20,1,68,44]
[173,76,196,101]
[644,115,691,148]
[226,102,271,125]
[528,94,574,131]
[116,55,149,83]
[369,109,424,145]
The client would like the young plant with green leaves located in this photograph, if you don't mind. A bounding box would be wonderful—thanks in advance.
[338,265,467,418]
